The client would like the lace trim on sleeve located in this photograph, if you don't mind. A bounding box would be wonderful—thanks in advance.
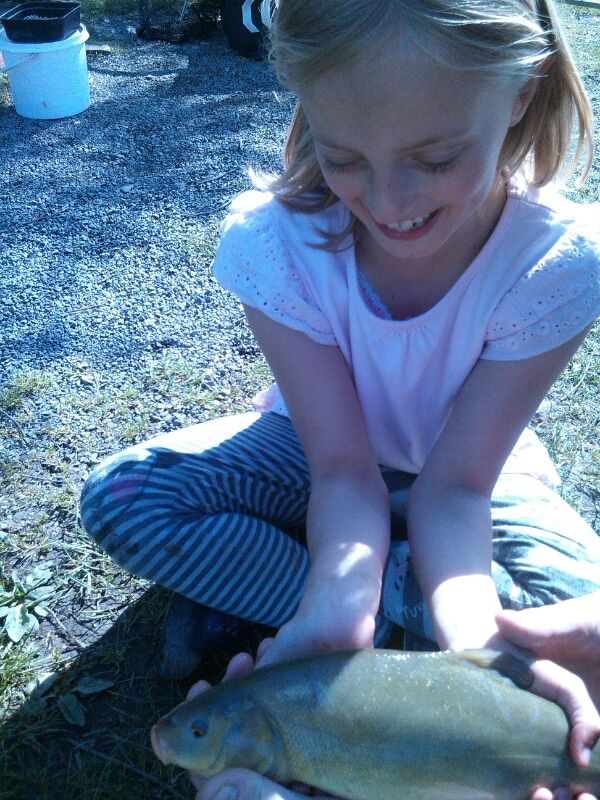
[483,229,600,360]
[213,193,336,345]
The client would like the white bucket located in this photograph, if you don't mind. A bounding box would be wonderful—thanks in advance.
[0,24,90,119]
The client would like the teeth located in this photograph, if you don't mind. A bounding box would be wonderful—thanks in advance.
[387,212,434,232]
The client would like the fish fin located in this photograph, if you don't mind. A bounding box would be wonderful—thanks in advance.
[450,648,535,690]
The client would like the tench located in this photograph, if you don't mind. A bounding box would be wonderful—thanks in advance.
[151,648,600,800]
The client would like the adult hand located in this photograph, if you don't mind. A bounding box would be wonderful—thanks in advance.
[496,594,600,800]
[496,593,600,704]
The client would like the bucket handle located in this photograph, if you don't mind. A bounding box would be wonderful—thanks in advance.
[0,52,38,74]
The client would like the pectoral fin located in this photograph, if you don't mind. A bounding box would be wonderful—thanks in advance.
[452,648,535,690]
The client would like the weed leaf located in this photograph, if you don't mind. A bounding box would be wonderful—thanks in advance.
[26,564,54,587]
[25,671,60,697]
[22,693,47,717]
[4,604,39,642]
[73,677,115,695]
[58,692,87,726]
[10,569,25,594]
[29,585,55,604]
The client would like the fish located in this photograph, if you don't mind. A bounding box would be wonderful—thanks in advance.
[151,648,600,800]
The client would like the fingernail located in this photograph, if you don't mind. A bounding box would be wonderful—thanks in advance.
[580,746,592,768]
[212,786,238,800]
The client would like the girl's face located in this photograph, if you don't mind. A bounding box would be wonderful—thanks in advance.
[299,51,534,271]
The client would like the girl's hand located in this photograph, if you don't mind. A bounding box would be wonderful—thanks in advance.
[195,767,334,800]
[188,643,339,800]
[256,572,379,668]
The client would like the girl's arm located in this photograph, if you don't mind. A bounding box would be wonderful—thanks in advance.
[408,330,590,651]
[243,305,391,664]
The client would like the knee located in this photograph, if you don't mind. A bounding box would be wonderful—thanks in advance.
[80,449,151,547]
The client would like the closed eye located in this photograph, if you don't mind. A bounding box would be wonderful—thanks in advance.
[419,152,462,173]
[320,157,362,174]
[323,153,462,176]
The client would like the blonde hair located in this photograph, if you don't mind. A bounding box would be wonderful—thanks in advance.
[263,0,594,215]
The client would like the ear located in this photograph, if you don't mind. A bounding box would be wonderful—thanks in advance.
[509,76,540,127]
[509,56,555,127]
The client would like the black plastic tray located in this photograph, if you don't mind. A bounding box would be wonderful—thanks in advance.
[0,3,81,43]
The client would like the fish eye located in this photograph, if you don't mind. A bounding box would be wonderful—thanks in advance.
[191,722,207,738]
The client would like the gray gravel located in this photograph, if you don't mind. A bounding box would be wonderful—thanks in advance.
[0,17,302,692]
[0,15,294,383]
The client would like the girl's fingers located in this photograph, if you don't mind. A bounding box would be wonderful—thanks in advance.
[223,651,255,681]
[530,789,555,800]
[187,680,212,701]
[256,636,276,666]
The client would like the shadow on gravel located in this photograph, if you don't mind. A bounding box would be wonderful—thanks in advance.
[0,586,262,800]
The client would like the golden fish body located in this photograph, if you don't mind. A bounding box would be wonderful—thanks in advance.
[151,649,600,800]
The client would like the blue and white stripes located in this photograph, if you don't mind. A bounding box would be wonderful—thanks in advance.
[81,411,600,645]
[81,412,312,628]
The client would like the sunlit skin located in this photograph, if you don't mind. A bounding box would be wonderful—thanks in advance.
[298,50,536,319]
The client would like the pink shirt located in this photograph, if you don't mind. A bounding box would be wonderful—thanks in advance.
[213,182,599,483]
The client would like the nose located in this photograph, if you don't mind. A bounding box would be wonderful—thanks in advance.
[366,165,420,225]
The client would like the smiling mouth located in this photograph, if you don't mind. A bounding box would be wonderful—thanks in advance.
[384,211,437,232]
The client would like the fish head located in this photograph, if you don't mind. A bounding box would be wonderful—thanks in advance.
[151,694,237,774]
[151,686,277,777]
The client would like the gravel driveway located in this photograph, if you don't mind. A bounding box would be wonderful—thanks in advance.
[0,6,296,675]
[0,24,297,794]
[0,13,293,380]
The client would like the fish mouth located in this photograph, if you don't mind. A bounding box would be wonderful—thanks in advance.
[150,721,225,775]
[151,724,171,765]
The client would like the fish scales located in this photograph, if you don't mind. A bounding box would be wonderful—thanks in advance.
[151,649,600,800]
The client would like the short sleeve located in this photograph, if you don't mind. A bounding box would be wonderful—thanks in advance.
[213,191,336,345]
[482,219,600,360]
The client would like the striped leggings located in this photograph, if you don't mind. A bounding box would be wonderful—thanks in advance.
[80,411,600,646]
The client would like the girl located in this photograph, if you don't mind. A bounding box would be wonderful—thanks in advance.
[81,0,600,775]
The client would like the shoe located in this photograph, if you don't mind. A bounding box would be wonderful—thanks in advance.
[160,593,247,679]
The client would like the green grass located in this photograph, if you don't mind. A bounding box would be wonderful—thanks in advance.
[0,354,274,798]
[537,326,600,523]
[0,75,10,111]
